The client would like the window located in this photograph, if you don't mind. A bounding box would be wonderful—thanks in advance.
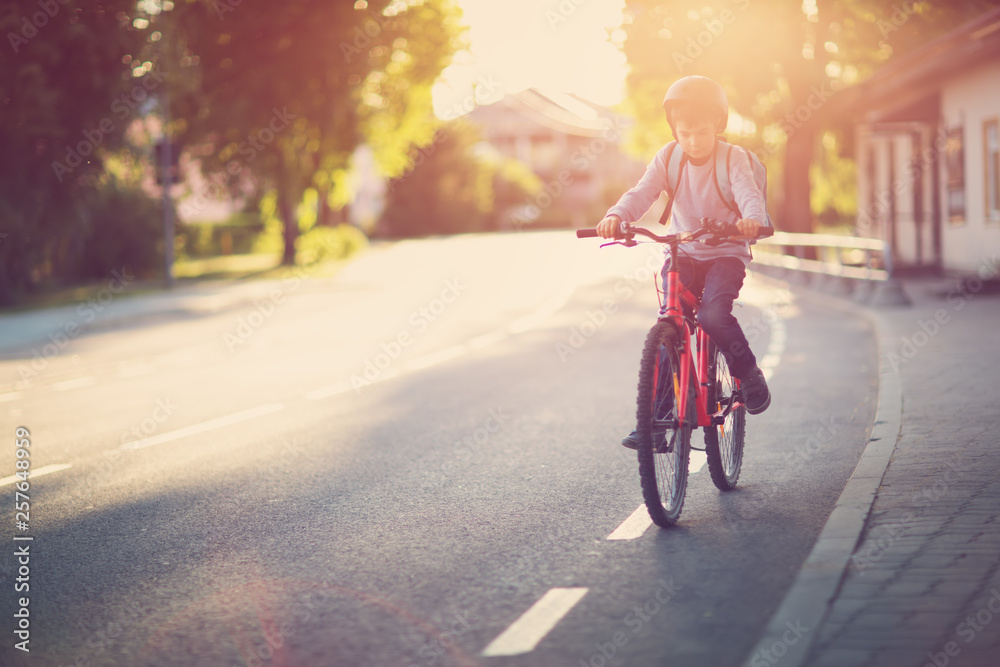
[986,119,1000,220]
[945,126,965,222]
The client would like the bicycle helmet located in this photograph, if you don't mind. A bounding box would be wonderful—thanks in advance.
[662,76,728,134]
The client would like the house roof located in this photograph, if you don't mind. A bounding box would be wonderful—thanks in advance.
[846,6,1000,123]
[468,89,628,138]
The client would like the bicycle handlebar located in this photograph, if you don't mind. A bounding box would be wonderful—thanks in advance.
[576,219,774,244]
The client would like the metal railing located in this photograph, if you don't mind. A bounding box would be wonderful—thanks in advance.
[751,232,910,306]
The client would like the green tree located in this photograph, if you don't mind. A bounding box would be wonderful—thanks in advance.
[811,132,857,229]
[380,121,535,236]
[170,0,465,264]
[0,1,158,303]
[618,0,1000,233]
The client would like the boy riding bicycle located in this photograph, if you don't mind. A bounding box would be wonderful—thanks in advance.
[596,75,771,449]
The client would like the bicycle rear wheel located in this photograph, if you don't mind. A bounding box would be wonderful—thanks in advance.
[704,340,745,491]
[636,321,693,527]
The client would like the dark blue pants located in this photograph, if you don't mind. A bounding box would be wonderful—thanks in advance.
[660,255,757,379]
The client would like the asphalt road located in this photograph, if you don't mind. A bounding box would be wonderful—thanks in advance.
[0,231,878,667]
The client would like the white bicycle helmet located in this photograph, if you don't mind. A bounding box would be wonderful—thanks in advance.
[662,75,728,133]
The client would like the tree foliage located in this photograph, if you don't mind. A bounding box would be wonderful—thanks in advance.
[171,0,466,263]
[619,0,1000,233]
[379,121,535,236]
[0,1,158,303]
[0,0,466,304]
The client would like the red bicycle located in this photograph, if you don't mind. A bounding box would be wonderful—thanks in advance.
[578,219,773,526]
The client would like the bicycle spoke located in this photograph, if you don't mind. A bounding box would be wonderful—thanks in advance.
[704,342,745,491]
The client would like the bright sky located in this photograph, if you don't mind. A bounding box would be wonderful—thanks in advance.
[431,0,629,118]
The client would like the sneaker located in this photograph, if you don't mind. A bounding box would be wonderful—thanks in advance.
[739,366,771,415]
[621,426,668,451]
[621,430,641,450]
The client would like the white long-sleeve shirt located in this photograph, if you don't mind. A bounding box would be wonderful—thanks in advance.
[606,141,767,266]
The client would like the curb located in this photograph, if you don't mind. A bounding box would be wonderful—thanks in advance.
[742,271,905,667]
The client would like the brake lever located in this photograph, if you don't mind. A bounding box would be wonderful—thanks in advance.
[698,218,741,246]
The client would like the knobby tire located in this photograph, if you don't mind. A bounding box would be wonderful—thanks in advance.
[636,321,693,527]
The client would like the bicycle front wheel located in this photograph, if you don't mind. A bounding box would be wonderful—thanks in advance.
[704,341,746,491]
[636,321,693,527]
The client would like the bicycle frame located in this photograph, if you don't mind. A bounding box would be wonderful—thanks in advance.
[659,241,738,431]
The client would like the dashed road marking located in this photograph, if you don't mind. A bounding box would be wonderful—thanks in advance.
[467,330,508,349]
[304,284,576,400]
[481,587,589,657]
[303,379,357,400]
[52,377,96,391]
[607,505,653,540]
[118,403,284,451]
[404,345,467,372]
[690,448,707,473]
[0,463,72,487]
[758,311,787,382]
[119,364,155,378]
[506,285,574,334]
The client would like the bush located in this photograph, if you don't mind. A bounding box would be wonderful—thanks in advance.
[73,182,164,282]
[379,122,534,237]
[175,214,266,259]
[295,224,368,265]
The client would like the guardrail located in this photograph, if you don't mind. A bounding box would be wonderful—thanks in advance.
[752,232,911,306]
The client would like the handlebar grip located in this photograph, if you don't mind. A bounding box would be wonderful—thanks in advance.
[576,229,600,238]
[758,227,774,238]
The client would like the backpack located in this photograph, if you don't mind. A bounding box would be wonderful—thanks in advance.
[656,140,773,235]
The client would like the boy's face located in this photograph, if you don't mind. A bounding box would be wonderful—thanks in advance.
[674,118,717,160]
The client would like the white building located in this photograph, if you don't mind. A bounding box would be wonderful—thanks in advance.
[467,89,645,229]
[851,7,1000,274]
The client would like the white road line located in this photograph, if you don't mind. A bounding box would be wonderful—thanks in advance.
[118,365,154,378]
[303,379,356,400]
[404,345,467,372]
[481,587,589,657]
[507,285,575,334]
[690,448,707,473]
[758,316,787,382]
[607,505,653,540]
[506,314,545,335]
[0,464,72,487]
[118,403,284,451]
[304,368,401,400]
[305,285,576,400]
[52,377,96,391]
[0,391,22,403]
[467,330,509,349]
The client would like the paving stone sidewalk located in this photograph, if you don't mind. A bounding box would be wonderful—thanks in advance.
[806,276,1000,667]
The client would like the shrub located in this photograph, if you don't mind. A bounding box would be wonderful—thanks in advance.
[175,214,266,259]
[295,224,368,265]
[73,181,164,282]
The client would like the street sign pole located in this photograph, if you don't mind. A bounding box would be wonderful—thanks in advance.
[160,9,175,288]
